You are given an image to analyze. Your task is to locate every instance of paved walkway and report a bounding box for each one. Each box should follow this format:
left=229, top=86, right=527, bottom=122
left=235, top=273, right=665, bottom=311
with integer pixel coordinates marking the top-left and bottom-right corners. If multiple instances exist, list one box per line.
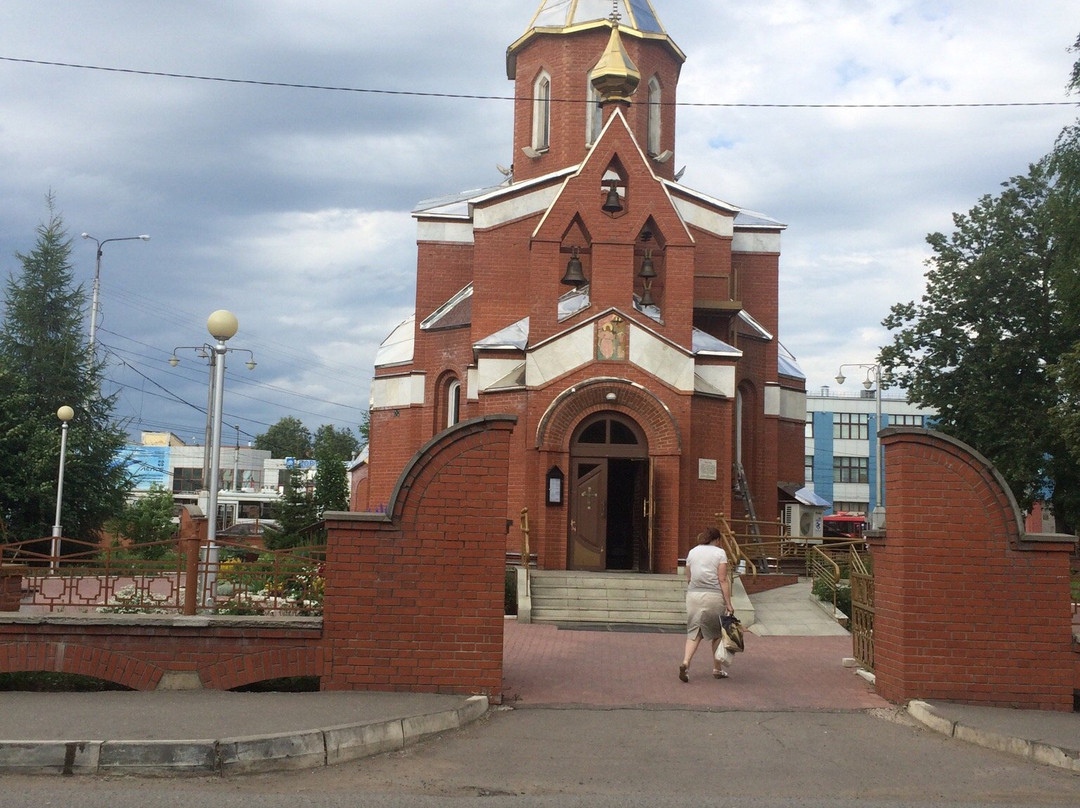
left=0, top=581, right=1076, bottom=775
left=502, top=580, right=881, bottom=710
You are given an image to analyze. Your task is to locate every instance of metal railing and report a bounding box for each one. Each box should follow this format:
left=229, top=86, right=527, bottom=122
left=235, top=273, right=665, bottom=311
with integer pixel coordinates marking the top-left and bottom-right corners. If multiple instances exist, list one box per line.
left=806, top=541, right=863, bottom=626
left=1071, top=552, right=1079, bottom=619
left=0, top=536, right=324, bottom=616
left=849, top=548, right=874, bottom=670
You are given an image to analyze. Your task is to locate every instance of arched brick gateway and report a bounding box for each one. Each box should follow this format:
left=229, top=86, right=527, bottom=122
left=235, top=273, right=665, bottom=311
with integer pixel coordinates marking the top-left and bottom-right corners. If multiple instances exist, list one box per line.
left=872, top=427, right=1079, bottom=711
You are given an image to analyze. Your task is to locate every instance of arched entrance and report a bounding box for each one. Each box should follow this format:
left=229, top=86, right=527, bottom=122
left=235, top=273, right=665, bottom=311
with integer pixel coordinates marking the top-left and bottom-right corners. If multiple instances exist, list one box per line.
left=567, top=412, right=651, bottom=572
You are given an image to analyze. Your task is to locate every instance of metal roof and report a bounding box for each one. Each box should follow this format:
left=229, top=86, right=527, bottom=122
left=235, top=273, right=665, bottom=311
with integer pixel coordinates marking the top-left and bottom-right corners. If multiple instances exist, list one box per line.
left=528, top=0, right=666, bottom=35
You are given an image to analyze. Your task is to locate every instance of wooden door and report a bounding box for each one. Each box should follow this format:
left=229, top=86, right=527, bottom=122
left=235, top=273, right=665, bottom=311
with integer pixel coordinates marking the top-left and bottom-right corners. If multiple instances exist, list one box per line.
left=569, top=461, right=606, bottom=571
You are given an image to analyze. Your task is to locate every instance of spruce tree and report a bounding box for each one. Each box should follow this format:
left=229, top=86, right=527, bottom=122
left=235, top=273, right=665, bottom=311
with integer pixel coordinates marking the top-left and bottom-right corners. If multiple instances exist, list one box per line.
left=0, top=196, right=130, bottom=545
left=263, top=467, right=321, bottom=550
left=312, top=445, right=349, bottom=515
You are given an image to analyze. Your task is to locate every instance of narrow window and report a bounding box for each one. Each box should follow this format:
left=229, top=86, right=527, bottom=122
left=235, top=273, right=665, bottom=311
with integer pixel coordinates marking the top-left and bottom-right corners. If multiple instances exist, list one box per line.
left=647, top=76, right=662, bottom=156
left=533, top=72, right=551, bottom=151
left=586, top=81, right=603, bottom=145
left=447, top=380, right=461, bottom=428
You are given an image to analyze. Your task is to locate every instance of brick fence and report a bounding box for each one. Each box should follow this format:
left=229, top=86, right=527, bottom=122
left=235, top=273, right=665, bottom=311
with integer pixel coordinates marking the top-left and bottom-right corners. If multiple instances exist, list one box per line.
left=872, top=427, right=1079, bottom=711
left=319, top=415, right=514, bottom=696
left=0, top=615, right=322, bottom=690
left=0, top=415, right=516, bottom=696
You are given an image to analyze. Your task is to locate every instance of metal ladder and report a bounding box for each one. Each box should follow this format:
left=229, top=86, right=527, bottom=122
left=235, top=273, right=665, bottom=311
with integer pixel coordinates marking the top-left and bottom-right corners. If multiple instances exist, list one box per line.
left=733, top=461, right=760, bottom=535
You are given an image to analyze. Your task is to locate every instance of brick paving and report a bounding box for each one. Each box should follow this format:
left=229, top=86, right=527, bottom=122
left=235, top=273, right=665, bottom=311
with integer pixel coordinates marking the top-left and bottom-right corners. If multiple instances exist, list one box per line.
left=503, top=583, right=888, bottom=712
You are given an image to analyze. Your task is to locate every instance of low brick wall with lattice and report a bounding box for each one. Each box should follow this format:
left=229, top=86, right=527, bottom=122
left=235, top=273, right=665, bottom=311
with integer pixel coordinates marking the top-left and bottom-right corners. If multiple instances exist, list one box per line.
left=0, top=416, right=516, bottom=696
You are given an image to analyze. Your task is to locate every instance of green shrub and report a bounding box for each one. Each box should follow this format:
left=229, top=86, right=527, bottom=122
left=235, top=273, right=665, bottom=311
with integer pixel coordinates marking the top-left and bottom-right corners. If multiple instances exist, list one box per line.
left=811, top=576, right=851, bottom=617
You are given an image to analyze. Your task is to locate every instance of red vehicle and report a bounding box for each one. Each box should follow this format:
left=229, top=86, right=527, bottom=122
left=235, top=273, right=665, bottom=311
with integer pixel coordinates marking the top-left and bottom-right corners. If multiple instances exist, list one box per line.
left=822, top=512, right=866, bottom=540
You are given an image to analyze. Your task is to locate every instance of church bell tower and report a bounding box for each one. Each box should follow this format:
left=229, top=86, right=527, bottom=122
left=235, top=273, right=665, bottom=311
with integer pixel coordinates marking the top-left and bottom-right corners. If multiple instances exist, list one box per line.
left=506, top=0, right=686, bottom=182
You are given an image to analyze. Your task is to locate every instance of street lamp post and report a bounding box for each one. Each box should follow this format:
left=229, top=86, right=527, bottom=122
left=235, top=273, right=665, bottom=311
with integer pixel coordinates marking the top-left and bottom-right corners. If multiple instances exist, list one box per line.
left=835, top=363, right=885, bottom=530
left=169, top=312, right=256, bottom=605
left=51, top=405, right=74, bottom=574
left=81, top=232, right=150, bottom=352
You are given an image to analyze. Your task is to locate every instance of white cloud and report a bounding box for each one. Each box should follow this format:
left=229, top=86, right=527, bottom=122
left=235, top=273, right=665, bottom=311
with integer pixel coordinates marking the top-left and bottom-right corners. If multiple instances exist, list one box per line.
left=0, top=0, right=1076, bottom=440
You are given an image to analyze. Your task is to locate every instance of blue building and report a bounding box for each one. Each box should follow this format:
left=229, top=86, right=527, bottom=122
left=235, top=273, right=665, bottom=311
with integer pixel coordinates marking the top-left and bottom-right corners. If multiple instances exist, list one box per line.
left=805, top=387, right=936, bottom=519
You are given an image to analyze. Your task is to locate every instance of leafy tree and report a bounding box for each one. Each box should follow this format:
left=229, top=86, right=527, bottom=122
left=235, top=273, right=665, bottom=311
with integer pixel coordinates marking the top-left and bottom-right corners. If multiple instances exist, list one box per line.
left=0, top=197, right=130, bottom=544
left=312, top=445, right=349, bottom=515
left=313, top=424, right=360, bottom=463
left=881, top=53, right=1080, bottom=532
left=1048, top=35, right=1080, bottom=497
left=111, top=486, right=175, bottom=559
left=357, top=409, right=370, bottom=451
left=254, top=416, right=312, bottom=459
left=880, top=163, right=1077, bottom=523
left=263, top=467, right=320, bottom=550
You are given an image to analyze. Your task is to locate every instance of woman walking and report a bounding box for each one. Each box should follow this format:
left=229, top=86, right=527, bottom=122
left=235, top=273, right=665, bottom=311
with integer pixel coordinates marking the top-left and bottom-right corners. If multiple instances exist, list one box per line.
left=679, top=526, right=734, bottom=682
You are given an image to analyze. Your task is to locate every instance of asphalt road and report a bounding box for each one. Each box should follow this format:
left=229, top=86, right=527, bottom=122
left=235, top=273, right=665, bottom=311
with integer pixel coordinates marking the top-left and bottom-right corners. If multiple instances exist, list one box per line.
left=2, top=707, right=1078, bottom=808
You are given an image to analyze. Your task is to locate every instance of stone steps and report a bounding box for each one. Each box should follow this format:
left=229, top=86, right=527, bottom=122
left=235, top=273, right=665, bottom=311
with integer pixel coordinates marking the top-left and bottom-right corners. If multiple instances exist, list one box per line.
left=520, top=570, right=687, bottom=627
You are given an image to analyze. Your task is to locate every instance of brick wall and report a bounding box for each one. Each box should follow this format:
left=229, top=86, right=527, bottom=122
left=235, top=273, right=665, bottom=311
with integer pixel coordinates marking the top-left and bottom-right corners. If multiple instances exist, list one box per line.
left=0, top=618, right=322, bottom=691
left=320, top=415, right=515, bottom=698
left=872, top=428, right=1079, bottom=711
left=509, top=27, right=683, bottom=184
left=0, top=416, right=517, bottom=697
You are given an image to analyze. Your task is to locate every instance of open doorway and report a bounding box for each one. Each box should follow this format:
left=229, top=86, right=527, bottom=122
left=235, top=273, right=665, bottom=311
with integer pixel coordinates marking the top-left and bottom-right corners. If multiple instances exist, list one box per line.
left=567, top=414, right=652, bottom=572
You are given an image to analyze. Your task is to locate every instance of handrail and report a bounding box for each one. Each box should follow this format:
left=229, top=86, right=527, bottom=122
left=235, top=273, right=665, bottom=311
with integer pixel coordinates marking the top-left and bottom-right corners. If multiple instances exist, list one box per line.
left=714, top=512, right=758, bottom=579
left=807, top=545, right=842, bottom=615
left=850, top=546, right=869, bottom=576
left=519, top=508, right=530, bottom=568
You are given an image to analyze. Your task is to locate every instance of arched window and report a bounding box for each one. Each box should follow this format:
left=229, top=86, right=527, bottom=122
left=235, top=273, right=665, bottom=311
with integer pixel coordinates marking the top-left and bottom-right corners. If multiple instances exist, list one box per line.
left=533, top=72, right=551, bottom=152
left=586, top=80, right=603, bottom=145
left=447, top=380, right=461, bottom=428
left=647, top=76, right=662, bottom=156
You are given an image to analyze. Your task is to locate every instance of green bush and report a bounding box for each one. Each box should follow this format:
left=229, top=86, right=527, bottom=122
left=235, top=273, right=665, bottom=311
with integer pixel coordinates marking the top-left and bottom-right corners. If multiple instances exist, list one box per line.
left=811, top=576, right=851, bottom=617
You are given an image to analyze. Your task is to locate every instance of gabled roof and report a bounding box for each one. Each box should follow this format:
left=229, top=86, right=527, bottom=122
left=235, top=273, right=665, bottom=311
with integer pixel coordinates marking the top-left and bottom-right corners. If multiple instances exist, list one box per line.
left=412, top=167, right=578, bottom=220
left=531, top=109, right=694, bottom=244
left=664, top=180, right=786, bottom=230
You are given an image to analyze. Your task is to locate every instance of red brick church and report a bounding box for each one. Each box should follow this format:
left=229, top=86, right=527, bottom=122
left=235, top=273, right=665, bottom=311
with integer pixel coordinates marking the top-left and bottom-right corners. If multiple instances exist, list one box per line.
left=357, top=0, right=806, bottom=574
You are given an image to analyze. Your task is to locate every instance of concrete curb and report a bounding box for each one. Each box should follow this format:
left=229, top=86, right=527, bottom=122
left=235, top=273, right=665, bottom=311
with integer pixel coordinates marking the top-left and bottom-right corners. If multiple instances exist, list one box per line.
left=0, top=695, right=489, bottom=777
left=906, top=700, right=1080, bottom=773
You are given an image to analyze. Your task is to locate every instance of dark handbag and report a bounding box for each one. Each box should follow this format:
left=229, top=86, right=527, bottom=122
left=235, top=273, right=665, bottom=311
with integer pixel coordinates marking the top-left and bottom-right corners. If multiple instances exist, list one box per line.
left=721, top=613, right=744, bottom=651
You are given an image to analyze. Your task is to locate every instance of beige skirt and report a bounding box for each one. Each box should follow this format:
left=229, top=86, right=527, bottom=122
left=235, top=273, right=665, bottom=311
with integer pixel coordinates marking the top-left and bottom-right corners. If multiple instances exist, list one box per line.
left=685, top=590, right=725, bottom=640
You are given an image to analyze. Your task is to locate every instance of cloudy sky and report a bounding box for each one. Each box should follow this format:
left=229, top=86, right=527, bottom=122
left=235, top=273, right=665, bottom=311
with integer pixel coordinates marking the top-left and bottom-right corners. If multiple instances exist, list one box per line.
left=1, top=0, right=1076, bottom=450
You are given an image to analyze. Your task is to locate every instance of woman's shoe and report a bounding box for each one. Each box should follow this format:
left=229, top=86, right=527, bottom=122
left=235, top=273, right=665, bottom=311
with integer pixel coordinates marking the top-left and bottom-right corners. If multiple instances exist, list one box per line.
left=678, top=663, right=689, bottom=683
left=712, top=669, right=729, bottom=679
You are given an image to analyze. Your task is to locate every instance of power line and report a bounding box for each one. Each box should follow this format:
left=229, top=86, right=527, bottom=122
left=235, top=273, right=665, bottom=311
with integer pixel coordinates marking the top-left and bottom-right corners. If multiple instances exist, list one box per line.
left=98, top=328, right=368, bottom=414
left=1, top=55, right=1074, bottom=109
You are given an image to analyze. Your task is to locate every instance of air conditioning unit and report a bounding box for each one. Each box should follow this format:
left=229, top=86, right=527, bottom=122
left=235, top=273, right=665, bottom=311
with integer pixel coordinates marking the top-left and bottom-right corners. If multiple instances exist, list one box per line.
left=783, top=503, right=824, bottom=539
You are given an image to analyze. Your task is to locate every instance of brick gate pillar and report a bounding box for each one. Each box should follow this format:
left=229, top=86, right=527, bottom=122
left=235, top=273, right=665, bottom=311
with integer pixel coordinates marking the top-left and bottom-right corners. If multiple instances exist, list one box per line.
left=320, top=415, right=516, bottom=697
left=872, top=427, right=1078, bottom=711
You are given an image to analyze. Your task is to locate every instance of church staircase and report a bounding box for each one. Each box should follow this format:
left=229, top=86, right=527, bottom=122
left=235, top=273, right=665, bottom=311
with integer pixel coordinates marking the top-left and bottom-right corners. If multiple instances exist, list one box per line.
left=519, top=570, right=687, bottom=627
